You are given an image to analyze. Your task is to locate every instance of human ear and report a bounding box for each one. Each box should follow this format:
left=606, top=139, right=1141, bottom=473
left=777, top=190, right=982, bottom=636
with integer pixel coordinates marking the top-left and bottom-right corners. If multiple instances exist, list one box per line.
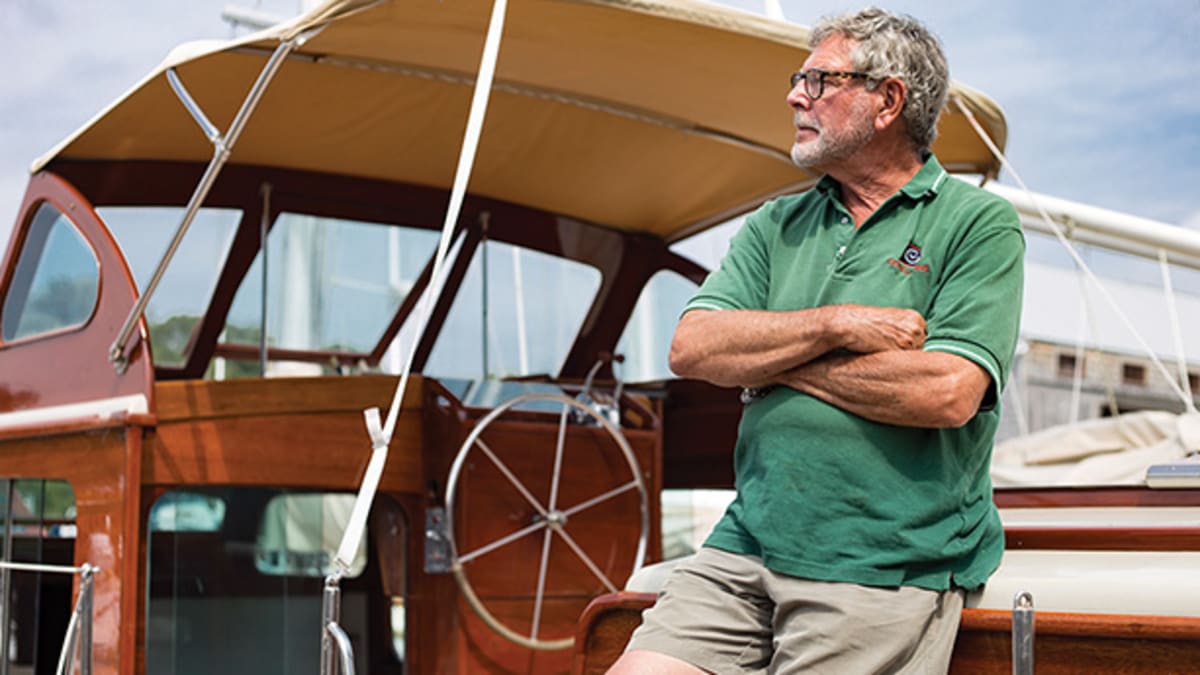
left=875, top=78, right=906, bottom=130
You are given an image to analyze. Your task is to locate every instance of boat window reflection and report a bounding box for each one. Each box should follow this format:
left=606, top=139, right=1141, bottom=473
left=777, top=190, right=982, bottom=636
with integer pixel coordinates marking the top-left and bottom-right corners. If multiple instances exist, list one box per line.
left=0, top=478, right=76, bottom=674
left=255, top=493, right=366, bottom=578
left=424, top=241, right=601, bottom=380
left=1, top=203, right=99, bottom=343
left=146, top=488, right=405, bottom=674
left=99, top=206, right=241, bottom=367
left=616, top=270, right=698, bottom=383
left=224, top=213, right=440, bottom=360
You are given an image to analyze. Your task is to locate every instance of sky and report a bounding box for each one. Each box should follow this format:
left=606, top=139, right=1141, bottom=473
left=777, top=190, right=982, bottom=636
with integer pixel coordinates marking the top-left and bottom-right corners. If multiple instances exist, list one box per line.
left=2, top=0, right=1199, bottom=248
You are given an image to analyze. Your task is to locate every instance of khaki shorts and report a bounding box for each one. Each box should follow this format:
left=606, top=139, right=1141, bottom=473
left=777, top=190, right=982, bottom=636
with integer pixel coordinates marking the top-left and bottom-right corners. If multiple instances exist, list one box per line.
left=626, top=547, right=964, bottom=675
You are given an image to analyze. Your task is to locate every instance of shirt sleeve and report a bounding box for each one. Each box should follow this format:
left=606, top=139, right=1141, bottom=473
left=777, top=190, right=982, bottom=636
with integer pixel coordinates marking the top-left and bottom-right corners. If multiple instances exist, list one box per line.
left=682, top=206, right=773, bottom=314
left=922, top=197, right=1025, bottom=410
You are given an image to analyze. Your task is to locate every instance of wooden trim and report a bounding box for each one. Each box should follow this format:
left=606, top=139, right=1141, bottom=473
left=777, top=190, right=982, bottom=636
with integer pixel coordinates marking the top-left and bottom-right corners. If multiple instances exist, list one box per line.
left=153, top=375, right=422, bottom=422
left=211, top=342, right=367, bottom=365
left=995, top=487, right=1200, bottom=508
left=0, top=413, right=155, bottom=442
left=960, top=608, right=1200, bottom=640
left=1005, top=526, right=1200, bottom=551
left=571, top=592, right=656, bottom=675
left=119, top=426, right=144, bottom=675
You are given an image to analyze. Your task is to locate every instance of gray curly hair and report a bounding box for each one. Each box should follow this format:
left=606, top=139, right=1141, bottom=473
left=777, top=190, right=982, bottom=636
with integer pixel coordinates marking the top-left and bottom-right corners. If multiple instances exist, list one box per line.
left=810, top=7, right=949, bottom=154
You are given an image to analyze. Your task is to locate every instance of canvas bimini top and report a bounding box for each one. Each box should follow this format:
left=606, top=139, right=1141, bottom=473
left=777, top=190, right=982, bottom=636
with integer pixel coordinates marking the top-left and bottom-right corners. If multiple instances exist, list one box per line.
left=31, top=0, right=1007, bottom=242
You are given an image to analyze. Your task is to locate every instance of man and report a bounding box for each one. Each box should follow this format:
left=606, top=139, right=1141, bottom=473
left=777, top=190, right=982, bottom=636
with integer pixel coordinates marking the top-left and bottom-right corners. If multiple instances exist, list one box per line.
left=609, top=8, right=1023, bottom=674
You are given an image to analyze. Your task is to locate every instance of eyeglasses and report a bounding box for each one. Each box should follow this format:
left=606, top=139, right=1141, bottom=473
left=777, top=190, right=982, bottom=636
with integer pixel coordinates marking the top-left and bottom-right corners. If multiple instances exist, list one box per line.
left=788, top=69, right=871, bottom=100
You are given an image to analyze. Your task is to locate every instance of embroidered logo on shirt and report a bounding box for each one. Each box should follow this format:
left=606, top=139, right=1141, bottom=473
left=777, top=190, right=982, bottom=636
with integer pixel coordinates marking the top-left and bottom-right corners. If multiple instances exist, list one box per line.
left=887, top=242, right=930, bottom=275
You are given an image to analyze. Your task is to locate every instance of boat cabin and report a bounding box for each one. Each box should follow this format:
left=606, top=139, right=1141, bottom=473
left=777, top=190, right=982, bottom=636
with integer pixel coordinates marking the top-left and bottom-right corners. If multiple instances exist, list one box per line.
left=0, top=1, right=1197, bottom=674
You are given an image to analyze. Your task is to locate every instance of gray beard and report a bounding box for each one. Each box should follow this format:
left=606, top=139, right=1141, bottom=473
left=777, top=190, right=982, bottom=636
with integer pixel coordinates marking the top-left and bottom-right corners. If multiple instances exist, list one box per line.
left=790, top=112, right=875, bottom=170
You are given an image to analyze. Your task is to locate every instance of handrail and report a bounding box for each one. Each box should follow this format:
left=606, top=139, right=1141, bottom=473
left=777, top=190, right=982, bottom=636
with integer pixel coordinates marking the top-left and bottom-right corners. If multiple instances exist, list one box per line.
left=325, top=622, right=356, bottom=675
left=0, top=562, right=99, bottom=675
left=320, top=573, right=356, bottom=675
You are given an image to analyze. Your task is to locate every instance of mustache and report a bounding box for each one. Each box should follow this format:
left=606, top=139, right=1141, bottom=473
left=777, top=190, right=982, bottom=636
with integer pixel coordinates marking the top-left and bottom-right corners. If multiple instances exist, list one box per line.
left=794, top=115, right=821, bottom=131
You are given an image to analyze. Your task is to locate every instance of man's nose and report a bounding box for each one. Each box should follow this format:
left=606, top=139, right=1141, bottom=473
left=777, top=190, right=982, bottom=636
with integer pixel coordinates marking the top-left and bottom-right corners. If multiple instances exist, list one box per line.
left=787, top=85, right=811, bottom=110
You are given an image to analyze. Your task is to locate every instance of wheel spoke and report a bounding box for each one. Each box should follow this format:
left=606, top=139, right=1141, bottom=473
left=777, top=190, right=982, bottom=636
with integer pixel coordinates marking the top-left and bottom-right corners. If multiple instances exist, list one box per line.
left=547, top=405, right=569, bottom=511
left=475, top=438, right=549, bottom=517
left=458, top=518, right=547, bottom=565
left=561, top=479, right=639, bottom=519
left=530, top=527, right=553, bottom=640
left=552, top=524, right=619, bottom=594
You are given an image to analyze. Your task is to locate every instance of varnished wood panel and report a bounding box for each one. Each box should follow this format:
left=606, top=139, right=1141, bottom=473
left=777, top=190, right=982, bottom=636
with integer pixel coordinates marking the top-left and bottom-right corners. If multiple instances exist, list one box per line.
left=995, top=487, right=1200, bottom=509
left=951, top=629, right=1200, bottom=674
left=454, top=422, right=653, bottom=598
left=145, top=410, right=424, bottom=492
left=0, top=425, right=144, bottom=675
left=154, top=375, right=421, bottom=422
left=454, top=596, right=580, bottom=674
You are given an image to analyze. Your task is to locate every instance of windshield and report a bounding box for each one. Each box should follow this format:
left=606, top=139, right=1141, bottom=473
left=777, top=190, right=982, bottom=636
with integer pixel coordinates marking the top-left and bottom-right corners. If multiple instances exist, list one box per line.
left=223, top=213, right=440, bottom=358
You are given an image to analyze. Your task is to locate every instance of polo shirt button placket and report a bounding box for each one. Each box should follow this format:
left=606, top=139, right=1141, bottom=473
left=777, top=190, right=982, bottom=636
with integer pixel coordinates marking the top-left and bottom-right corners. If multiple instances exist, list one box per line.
left=837, top=215, right=851, bottom=263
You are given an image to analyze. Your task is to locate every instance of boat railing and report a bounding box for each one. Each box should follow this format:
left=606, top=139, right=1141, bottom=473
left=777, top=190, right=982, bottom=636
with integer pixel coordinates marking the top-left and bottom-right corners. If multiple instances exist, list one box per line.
left=0, top=561, right=97, bottom=675
left=321, top=573, right=356, bottom=675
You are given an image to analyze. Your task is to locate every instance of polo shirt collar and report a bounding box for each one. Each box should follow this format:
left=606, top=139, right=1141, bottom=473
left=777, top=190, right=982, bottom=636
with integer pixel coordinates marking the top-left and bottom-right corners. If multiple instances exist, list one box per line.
left=898, top=153, right=949, bottom=200
left=814, top=153, right=950, bottom=202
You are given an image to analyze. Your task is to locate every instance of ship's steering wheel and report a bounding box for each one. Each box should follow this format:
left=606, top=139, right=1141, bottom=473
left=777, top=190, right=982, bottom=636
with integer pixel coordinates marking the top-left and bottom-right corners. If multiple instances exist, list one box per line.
left=443, top=357, right=649, bottom=650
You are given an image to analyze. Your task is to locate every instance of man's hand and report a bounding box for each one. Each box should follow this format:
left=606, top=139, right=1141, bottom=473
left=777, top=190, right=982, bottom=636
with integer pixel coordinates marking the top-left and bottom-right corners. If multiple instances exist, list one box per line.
left=833, top=305, right=926, bottom=353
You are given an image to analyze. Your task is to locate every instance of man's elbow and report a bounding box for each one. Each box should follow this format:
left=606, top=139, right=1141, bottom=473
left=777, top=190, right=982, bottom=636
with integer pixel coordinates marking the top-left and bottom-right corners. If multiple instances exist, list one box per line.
left=667, top=312, right=708, bottom=378
left=933, top=370, right=989, bottom=428
left=668, top=338, right=698, bottom=378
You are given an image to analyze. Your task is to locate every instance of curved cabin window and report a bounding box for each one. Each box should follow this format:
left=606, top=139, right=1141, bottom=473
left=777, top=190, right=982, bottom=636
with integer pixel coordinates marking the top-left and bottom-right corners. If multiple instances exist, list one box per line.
left=0, top=479, right=77, bottom=672
left=424, top=241, right=602, bottom=380
left=1, top=203, right=98, bottom=342
left=146, top=488, right=406, bottom=674
left=615, top=270, right=698, bottom=383
left=221, top=214, right=440, bottom=376
left=99, top=206, right=241, bottom=367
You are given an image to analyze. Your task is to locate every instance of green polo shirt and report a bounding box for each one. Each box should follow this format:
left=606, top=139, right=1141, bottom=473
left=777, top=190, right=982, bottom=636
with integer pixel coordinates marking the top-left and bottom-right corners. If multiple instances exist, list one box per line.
left=686, top=155, right=1024, bottom=591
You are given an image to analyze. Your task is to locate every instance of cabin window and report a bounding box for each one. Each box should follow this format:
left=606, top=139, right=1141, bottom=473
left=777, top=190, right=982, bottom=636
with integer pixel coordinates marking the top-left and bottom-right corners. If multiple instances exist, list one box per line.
left=424, top=241, right=601, bottom=380
left=1, top=203, right=99, bottom=342
left=220, top=214, right=440, bottom=375
left=146, top=488, right=405, bottom=674
left=99, top=206, right=241, bottom=367
left=1189, top=373, right=1199, bottom=395
left=616, top=270, right=698, bottom=383
left=0, top=479, right=77, bottom=673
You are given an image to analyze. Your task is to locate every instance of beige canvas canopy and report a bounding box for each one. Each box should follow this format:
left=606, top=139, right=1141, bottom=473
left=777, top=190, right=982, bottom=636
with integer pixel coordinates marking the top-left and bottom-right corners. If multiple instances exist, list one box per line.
left=34, top=0, right=1007, bottom=241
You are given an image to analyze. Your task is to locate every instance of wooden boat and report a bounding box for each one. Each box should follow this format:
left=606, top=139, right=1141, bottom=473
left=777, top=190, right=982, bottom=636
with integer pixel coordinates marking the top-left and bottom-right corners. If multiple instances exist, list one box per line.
left=0, top=0, right=1195, bottom=673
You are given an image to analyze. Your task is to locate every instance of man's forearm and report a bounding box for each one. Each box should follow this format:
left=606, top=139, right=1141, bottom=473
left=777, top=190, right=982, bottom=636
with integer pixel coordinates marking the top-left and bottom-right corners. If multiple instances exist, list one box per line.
left=669, top=305, right=927, bottom=389
left=668, top=307, right=843, bottom=388
left=776, top=350, right=990, bottom=428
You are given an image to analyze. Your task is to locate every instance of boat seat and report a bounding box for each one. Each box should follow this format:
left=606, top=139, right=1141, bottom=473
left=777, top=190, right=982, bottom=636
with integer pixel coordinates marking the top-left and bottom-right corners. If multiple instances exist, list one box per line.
left=625, top=546, right=1200, bottom=617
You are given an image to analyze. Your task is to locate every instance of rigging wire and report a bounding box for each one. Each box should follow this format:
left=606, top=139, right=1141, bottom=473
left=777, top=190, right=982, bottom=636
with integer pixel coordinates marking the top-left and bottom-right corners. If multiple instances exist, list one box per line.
left=954, top=96, right=1195, bottom=410
left=1159, top=250, right=1198, bottom=413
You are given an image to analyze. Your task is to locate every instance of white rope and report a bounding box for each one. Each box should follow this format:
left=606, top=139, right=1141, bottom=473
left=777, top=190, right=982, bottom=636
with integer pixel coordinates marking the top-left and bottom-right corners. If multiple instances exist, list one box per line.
left=954, top=96, right=1194, bottom=409
left=335, top=0, right=510, bottom=571
left=1159, top=250, right=1197, bottom=413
